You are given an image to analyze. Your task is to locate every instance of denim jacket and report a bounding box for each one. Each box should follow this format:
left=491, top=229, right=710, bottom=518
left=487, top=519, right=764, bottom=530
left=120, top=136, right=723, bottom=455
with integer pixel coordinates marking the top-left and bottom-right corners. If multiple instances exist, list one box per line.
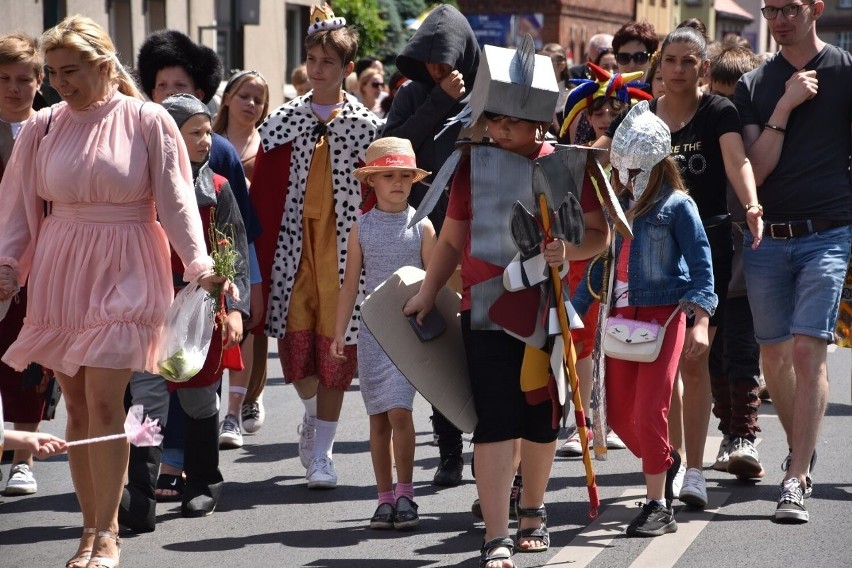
left=573, top=184, right=717, bottom=318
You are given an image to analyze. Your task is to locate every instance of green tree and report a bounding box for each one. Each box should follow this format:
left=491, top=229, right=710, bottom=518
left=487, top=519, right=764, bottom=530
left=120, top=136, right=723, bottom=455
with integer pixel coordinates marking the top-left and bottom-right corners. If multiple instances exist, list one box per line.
left=376, top=0, right=406, bottom=63
left=332, top=0, right=388, bottom=59
left=396, top=0, right=427, bottom=22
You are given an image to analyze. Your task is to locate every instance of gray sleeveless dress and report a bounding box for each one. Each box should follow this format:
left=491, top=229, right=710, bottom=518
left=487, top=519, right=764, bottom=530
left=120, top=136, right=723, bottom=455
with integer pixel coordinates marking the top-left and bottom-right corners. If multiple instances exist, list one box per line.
left=358, top=206, right=424, bottom=415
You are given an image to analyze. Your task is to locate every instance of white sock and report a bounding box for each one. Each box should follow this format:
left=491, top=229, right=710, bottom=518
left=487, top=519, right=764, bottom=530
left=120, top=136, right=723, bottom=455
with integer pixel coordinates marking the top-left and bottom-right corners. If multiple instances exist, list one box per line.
left=313, top=419, right=337, bottom=460
left=645, top=498, right=667, bottom=507
left=302, top=395, right=317, bottom=420
left=229, top=386, right=248, bottom=421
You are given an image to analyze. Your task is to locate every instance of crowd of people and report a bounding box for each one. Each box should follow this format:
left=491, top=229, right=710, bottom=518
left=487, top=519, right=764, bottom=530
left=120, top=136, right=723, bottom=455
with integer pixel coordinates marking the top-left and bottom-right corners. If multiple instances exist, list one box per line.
left=1, top=1, right=850, bottom=567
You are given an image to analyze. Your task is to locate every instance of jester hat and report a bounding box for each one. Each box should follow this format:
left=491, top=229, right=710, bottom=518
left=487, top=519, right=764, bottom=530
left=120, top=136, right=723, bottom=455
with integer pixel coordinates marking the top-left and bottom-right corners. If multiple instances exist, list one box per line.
left=559, top=62, right=652, bottom=138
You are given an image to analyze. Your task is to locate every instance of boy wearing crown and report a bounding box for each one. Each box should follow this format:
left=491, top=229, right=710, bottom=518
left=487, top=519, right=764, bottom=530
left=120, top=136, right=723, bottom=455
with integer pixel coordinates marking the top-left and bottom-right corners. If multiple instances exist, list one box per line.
left=250, top=4, right=379, bottom=488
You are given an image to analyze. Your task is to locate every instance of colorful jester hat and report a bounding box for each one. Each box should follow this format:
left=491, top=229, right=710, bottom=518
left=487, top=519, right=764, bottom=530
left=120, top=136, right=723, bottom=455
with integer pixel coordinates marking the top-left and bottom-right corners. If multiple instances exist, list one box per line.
left=307, top=2, right=346, bottom=36
left=559, top=62, right=652, bottom=138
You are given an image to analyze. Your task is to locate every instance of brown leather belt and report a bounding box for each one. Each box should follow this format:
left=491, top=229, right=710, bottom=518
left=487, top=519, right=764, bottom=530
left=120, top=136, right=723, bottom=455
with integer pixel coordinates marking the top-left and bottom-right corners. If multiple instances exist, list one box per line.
left=767, top=219, right=850, bottom=239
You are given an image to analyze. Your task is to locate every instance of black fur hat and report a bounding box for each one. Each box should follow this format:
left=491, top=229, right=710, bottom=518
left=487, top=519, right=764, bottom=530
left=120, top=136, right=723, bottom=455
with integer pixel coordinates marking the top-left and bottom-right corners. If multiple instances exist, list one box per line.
left=137, top=30, right=223, bottom=103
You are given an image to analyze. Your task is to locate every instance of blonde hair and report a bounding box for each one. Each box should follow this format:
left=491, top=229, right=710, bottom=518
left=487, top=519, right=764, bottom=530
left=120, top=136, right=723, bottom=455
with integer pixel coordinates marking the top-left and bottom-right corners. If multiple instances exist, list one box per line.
left=0, top=32, right=43, bottom=78
left=358, top=69, right=382, bottom=91
left=213, top=71, right=270, bottom=133
left=41, top=15, right=142, bottom=100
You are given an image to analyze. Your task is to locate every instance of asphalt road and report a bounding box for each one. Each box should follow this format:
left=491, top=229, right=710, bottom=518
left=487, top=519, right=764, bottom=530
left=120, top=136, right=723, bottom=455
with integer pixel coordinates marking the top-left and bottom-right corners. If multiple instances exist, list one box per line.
left=2, top=341, right=851, bottom=567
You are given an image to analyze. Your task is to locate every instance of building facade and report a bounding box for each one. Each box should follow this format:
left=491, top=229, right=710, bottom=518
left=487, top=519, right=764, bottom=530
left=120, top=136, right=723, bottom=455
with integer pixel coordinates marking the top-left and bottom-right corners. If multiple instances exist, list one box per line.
left=458, top=0, right=634, bottom=65
left=0, top=0, right=314, bottom=106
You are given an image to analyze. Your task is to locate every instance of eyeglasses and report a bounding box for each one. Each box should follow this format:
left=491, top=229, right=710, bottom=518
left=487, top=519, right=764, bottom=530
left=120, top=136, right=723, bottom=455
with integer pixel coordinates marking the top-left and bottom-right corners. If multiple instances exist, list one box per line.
left=760, top=2, right=813, bottom=20
left=615, top=51, right=651, bottom=66
left=371, top=81, right=384, bottom=88
left=483, top=111, right=536, bottom=124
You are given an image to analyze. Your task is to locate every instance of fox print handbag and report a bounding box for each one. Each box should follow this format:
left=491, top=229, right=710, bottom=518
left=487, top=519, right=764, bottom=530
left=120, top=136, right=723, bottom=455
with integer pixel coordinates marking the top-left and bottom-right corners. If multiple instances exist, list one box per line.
left=602, top=308, right=680, bottom=363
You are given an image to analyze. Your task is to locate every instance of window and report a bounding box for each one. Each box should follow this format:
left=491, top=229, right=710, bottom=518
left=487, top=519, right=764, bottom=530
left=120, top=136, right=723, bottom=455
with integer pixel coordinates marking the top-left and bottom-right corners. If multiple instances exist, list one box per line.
left=840, top=0, right=852, bottom=9
left=43, top=0, right=66, bottom=29
left=145, top=0, right=166, bottom=34
left=108, top=0, right=134, bottom=67
left=286, top=5, right=308, bottom=77
left=838, top=31, right=852, bottom=51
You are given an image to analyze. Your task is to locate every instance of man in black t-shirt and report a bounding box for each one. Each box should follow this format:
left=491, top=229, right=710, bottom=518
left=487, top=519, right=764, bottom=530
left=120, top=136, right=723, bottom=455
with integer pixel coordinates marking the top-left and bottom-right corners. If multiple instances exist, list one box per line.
left=734, top=0, right=852, bottom=525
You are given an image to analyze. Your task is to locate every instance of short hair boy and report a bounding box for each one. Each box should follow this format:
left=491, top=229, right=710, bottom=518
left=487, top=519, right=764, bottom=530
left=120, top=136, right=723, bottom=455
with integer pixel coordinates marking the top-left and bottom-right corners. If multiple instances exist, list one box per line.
left=250, top=4, right=379, bottom=488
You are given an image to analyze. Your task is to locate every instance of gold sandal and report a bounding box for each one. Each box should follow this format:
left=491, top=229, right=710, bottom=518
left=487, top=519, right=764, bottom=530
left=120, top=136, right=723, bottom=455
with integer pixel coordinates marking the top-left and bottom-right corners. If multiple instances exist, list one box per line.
left=65, top=527, right=96, bottom=568
left=86, top=530, right=122, bottom=568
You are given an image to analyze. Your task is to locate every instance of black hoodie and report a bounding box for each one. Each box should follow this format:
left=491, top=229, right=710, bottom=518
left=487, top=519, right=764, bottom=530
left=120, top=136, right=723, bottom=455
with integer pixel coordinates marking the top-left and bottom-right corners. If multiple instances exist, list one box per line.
left=383, top=5, right=480, bottom=232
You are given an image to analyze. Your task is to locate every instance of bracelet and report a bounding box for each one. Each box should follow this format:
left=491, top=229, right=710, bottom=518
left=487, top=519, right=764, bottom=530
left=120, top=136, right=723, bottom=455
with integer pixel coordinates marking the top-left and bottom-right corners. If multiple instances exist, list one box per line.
left=764, top=123, right=786, bottom=134
left=746, top=203, right=763, bottom=212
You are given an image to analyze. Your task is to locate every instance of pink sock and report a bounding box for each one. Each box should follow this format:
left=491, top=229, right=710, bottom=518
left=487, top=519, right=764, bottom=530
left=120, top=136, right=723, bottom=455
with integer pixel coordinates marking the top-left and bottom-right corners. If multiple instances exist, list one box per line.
left=378, top=491, right=395, bottom=506
left=395, top=482, right=414, bottom=501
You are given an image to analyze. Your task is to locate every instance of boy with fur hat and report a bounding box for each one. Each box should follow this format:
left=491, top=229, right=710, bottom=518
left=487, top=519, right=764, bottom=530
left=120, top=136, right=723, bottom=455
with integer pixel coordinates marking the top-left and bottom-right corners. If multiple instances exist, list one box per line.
left=382, top=2, right=480, bottom=487
left=250, top=3, right=379, bottom=489
left=330, top=136, right=435, bottom=530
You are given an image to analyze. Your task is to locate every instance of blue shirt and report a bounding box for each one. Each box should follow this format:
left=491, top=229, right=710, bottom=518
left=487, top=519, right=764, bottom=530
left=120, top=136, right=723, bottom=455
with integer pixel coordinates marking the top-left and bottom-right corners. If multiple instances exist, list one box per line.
left=574, top=185, right=717, bottom=318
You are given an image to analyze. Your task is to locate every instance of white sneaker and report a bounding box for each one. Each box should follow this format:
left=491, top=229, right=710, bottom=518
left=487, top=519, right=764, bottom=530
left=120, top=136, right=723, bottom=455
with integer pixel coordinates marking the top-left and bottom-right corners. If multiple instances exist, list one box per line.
left=218, top=414, right=243, bottom=449
left=712, top=434, right=732, bottom=472
left=306, top=456, right=337, bottom=489
left=605, top=428, right=627, bottom=449
left=557, top=428, right=591, bottom=457
left=242, top=398, right=265, bottom=434
left=4, top=463, right=37, bottom=495
left=679, top=467, right=708, bottom=508
left=671, top=464, right=687, bottom=499
left=297, top=414, right=316, bottom=468
left=727, top=436, right=764, bottom=479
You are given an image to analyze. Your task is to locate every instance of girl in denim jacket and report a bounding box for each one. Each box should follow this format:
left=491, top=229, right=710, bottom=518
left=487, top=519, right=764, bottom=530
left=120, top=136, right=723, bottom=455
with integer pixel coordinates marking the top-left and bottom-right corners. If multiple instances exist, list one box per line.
left=605, top=101, right=717, bottom=537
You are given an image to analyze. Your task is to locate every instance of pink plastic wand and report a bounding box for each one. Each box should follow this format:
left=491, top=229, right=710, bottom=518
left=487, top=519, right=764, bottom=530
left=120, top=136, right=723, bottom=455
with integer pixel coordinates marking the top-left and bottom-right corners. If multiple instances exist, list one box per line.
left=66, top=405, right=163, bottom=447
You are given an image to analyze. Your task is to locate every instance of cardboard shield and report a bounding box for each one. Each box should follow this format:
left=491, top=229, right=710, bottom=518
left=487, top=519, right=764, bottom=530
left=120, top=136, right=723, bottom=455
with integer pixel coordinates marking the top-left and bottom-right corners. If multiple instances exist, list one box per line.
left=360, top=266, right=477, bottom=433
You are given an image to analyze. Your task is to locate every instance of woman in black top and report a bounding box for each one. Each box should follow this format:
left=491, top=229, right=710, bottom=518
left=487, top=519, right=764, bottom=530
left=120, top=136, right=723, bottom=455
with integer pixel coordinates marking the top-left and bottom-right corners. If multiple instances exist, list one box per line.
left=596, top=26, right=763, bottom=509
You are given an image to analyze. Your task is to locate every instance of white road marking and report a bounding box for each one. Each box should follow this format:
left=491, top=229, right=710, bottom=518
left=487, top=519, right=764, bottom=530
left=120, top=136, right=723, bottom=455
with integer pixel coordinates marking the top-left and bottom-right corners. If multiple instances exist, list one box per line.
left=544, top=488, right=644, bottom=567
left=628, top=491, right=730, bottom=568
left=545, top=437, right=760, bottom=567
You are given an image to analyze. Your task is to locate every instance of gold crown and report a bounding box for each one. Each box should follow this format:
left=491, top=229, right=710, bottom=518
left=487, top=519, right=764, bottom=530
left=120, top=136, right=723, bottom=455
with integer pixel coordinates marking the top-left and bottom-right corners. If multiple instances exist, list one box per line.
left=307, top=3, right=346, bottom=35
left=310, top=3, right=335, bottom=24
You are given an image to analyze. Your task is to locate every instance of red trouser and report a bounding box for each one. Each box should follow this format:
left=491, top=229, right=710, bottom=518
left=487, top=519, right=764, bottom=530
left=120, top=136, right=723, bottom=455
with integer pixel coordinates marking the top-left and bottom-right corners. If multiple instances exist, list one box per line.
left=605, top=305, right=685, bottom=475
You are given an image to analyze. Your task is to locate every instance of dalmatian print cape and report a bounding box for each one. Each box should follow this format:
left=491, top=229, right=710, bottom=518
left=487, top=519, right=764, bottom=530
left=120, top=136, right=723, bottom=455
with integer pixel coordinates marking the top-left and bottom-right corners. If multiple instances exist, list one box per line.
left=258, top=92, right=379, bottom=343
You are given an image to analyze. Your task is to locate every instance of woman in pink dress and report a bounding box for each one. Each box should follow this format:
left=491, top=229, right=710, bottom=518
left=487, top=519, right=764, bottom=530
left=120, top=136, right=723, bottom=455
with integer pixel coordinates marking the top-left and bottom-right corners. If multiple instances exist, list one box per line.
left=0, top=16, right=234, bottom=568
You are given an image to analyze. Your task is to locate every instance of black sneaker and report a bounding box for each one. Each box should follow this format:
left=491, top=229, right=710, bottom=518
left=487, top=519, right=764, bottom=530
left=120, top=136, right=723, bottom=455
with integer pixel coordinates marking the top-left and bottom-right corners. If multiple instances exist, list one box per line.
left=775, top=478, right=808, bottom=523
left=781, top=449, right=816, bottom=498
left=369, top=503, right=395, bottom=530
left=393, top=496, right=419, bottom=530
left=626, top=501, right=677, bottom=537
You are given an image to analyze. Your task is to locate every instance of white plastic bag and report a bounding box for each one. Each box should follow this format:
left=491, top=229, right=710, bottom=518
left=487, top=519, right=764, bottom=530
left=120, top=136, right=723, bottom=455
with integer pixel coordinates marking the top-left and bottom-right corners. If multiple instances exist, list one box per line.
left=157, top=283, right=214, bottom=383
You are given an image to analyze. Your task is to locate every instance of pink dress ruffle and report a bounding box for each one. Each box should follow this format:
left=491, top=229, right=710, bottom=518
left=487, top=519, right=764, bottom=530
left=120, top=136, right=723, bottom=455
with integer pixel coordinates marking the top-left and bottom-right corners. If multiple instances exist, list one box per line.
left=0, top=88, right=212, bottom=376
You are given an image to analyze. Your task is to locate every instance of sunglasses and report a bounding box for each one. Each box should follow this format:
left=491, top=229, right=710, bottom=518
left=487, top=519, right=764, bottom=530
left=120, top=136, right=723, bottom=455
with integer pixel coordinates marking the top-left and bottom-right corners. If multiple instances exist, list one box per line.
left=371, top=81, right=384, bottom=88
left=615, top=51, right=651, bottom=66
left=760, top=2, right=813, bottom=20
left=483, top=111, right=537, bottom=124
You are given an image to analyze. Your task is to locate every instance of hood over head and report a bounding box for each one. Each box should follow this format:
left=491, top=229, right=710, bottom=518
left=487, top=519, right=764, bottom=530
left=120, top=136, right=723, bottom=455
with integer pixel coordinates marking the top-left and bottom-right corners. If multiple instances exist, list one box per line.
left=396, top=5, right=480, bottom=87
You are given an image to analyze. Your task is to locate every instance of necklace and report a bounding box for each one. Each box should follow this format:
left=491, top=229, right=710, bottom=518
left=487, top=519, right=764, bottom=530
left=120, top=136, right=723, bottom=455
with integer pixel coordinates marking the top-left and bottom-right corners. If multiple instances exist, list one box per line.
left=225, top=129, right=259, bottom=163
left=659, top=95, right=699, bottom=131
